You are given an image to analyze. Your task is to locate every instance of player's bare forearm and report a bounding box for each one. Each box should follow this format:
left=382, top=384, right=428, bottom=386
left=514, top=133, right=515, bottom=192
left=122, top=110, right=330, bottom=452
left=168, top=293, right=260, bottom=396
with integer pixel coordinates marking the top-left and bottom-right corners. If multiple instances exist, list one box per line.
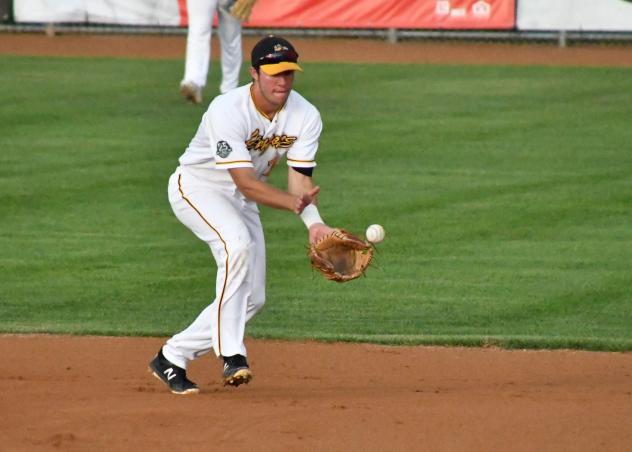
left=229, top=167, right=315, bottom=213
left=288, top=167, right=319, bottom=204
left=288, top=167, right=332, bottom=242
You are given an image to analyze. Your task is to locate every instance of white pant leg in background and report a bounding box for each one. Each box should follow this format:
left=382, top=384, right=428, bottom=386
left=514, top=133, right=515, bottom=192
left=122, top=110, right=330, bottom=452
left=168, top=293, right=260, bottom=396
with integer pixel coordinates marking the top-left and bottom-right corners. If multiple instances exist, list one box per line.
left=183, top=0, right=242, bottom=93
left=162, top=167, right=266, bottom=369
left=217, top=5, right=243, bottom=93
left=183, top=0, right=217, bottom=88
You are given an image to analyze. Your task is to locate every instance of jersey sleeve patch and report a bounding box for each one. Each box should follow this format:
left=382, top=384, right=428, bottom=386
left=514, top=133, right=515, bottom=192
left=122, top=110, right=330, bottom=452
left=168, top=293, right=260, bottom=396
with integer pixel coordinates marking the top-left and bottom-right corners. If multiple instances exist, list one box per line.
left=216, top=141, right=233, bottom=158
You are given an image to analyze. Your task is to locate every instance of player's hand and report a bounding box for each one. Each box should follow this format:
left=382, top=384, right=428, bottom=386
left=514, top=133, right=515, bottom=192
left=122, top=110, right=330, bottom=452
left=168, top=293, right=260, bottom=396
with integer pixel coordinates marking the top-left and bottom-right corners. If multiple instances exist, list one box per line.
left=308, top=223, right=334, bottom=245
left=294, top=186, right=320, bottom=214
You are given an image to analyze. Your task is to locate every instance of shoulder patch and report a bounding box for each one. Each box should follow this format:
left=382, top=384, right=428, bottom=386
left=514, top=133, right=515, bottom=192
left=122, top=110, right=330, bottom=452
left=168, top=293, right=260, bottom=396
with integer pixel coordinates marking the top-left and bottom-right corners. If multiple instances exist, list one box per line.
left=216, top=141, right=232, bottom=158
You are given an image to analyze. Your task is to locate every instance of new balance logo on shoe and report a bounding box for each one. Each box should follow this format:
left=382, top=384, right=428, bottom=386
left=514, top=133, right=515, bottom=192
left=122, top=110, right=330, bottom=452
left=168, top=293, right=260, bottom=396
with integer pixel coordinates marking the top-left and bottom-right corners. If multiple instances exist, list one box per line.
left=163, top=368, right=176, bottom=381
left=149, top=349, right=199, bottom=395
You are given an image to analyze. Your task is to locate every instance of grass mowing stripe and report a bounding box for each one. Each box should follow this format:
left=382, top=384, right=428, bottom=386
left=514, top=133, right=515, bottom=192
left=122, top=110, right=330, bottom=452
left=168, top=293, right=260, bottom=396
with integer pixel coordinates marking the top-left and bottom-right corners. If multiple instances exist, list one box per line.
left=0, top=55, right=631, bottom=350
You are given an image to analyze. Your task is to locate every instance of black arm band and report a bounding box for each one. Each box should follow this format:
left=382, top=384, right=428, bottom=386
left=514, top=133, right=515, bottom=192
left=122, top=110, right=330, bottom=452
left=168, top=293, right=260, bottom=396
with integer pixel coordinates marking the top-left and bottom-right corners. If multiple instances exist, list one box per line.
left=291, top=166, right=314, bottom=177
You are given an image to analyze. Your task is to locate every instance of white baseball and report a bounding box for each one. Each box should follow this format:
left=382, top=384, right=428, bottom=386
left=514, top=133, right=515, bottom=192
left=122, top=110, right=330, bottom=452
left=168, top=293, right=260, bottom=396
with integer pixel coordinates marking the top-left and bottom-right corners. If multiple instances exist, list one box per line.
left=365, top=224, right=385, bottom=243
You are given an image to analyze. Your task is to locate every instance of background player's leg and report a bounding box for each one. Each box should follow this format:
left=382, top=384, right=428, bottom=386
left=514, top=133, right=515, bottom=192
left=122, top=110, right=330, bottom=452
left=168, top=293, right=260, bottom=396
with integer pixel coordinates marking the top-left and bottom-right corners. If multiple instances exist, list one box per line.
left=182, top=0, right=217, bottom=89
left=217, top=6, right=242, bottom=94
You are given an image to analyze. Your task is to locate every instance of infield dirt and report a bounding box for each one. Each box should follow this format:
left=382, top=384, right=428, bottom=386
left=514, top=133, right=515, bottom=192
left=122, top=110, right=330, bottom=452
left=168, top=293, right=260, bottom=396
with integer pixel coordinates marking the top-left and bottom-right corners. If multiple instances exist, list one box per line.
left=1, top=33, right=631, bottom=452
left=2, top=33, right=632, bottom=66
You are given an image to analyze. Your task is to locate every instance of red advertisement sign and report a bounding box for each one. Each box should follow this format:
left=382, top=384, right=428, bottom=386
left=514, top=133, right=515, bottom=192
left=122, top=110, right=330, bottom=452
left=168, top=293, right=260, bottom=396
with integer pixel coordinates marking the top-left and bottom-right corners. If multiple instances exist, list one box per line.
left=241, top=0, right=516, bottom=30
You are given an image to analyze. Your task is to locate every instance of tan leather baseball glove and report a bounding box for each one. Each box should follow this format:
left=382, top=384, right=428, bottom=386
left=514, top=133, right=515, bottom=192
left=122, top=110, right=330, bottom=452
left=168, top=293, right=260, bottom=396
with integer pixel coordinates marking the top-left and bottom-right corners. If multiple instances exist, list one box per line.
left=225, top=0, right=257, bottom=22
left=309, top=229, right=374, bottom=282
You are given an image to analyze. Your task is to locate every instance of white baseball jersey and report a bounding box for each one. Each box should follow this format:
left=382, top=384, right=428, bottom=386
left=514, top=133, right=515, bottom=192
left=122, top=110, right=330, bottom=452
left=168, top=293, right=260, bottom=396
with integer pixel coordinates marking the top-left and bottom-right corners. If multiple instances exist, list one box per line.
left=162, top=83, right=323, bottom=366
left=178, top=83, right=322, bottom=183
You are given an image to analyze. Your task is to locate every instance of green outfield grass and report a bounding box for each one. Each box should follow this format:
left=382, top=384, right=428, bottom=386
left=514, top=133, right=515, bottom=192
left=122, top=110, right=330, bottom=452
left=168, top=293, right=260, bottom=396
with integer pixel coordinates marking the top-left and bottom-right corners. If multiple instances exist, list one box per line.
left=1, top=55, right=631, bottom=351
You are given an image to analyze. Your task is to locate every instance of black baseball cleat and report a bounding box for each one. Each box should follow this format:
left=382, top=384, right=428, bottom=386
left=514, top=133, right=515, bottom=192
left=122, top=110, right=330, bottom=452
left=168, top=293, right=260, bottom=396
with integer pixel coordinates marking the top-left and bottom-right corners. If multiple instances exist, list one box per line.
left=222, top=354, right=253, bottom=387
left=149, top=349, right=199, bottom=395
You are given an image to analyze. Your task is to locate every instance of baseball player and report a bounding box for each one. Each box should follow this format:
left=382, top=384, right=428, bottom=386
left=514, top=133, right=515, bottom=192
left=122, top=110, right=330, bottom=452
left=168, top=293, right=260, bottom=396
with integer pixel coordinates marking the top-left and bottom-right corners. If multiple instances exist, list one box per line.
left=150, top=35, right=335, bottom=394
left=180, top=0, right=243, bottom=104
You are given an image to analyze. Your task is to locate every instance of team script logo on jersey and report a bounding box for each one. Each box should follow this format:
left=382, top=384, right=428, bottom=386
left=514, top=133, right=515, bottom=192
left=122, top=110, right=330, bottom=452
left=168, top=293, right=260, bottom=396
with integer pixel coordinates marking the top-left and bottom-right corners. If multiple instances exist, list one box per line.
left=216, top=141, right=232, bottom=158
left=245, top=129, right=297, bottom=153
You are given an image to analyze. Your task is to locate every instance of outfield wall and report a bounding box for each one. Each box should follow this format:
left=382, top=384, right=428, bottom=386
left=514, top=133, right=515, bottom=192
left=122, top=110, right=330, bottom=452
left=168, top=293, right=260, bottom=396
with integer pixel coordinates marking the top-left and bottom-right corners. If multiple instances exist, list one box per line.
left=8, top=0, right=632, bottom=32
left=12, top=0, right=516, bottom=29
left=518, top=0, right=632, bottom=32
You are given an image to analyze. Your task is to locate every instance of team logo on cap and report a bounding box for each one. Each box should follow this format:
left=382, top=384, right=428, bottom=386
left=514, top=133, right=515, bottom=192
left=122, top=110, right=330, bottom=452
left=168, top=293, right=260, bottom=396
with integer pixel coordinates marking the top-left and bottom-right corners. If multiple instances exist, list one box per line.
left=216, top=141, right=232, bottom=158
left=273, top=44, right=289, bottom=52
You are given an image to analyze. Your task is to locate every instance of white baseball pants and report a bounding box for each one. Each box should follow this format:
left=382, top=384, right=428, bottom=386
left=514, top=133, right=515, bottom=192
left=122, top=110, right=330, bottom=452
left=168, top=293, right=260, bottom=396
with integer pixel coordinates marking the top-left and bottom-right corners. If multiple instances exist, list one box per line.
left=162, top=166, right=266, bottom=369
left=183, top=0, right=243, bottom=93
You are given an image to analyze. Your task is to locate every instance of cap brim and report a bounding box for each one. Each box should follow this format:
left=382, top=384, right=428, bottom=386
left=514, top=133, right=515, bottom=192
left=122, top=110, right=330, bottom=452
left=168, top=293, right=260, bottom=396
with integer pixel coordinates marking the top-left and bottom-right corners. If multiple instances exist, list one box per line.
left=259, top=62, right=303, bottom=75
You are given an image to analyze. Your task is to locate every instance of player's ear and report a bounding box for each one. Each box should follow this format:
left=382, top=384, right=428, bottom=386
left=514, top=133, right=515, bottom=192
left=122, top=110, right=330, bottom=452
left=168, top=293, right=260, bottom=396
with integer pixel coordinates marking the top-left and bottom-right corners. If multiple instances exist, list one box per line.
left=249, top=66, right=259, bottom=81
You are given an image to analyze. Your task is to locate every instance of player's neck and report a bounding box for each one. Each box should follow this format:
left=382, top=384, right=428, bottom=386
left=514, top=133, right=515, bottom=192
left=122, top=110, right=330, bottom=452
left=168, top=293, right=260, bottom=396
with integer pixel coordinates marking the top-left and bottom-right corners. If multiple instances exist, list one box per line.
left=250, top=84, right=282, bottom=121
